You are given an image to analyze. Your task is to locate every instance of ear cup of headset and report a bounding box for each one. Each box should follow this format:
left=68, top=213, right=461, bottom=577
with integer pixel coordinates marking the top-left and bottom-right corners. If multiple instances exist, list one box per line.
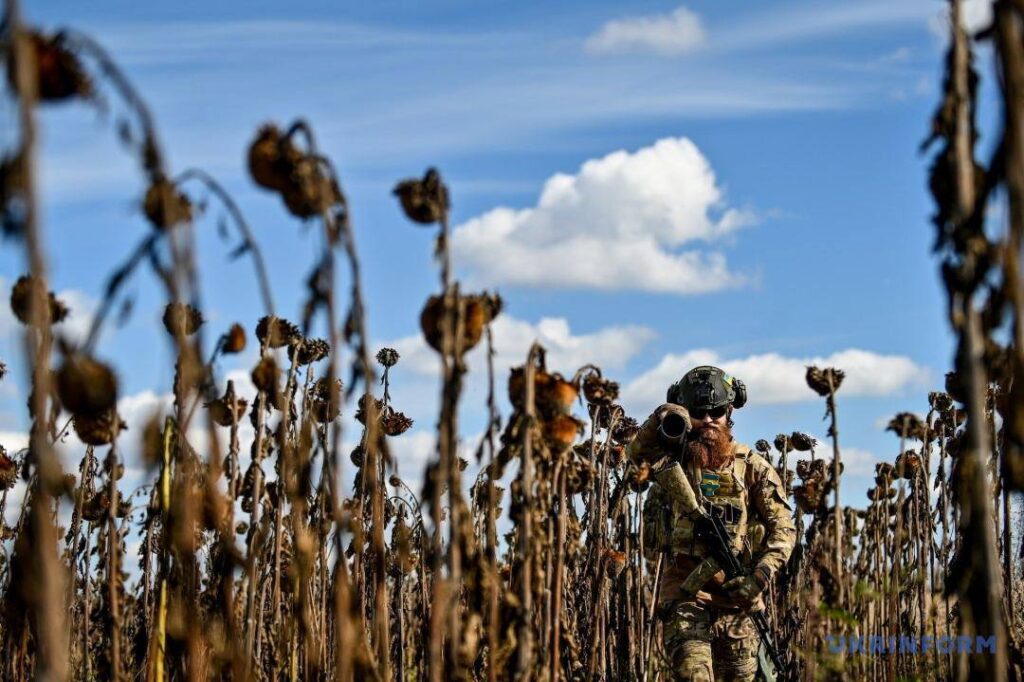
left=731, top=378, right=748, bottom=409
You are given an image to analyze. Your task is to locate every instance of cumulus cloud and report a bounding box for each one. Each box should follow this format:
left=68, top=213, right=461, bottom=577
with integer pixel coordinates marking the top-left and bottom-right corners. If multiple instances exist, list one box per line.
left=621, top=348, right=930, bottom=410
left=450, top=138, right=755, bottom=295
left=788, top=440, right=881, bottom=478
left=929, top=0, right=992, bottom=38
left=585, top=6, right=707, bottom=56
left=388, top=313, right=656, bottom=381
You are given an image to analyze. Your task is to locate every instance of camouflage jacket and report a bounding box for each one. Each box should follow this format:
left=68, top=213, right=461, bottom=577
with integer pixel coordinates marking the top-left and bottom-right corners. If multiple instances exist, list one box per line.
left=637, top=439, right=796, bottom=607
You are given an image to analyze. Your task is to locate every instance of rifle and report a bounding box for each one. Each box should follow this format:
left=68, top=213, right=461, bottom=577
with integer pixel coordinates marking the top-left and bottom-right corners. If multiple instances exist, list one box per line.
left=653, top=463, right=787, bottom=680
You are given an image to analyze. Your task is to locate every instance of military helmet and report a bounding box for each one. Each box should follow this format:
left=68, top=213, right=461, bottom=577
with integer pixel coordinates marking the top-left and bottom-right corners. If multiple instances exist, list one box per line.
left=667, top=365, right=747, bottom=411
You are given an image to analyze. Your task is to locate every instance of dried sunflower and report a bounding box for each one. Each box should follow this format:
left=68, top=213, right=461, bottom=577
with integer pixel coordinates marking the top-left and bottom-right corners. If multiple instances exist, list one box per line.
left=10, top=275, right=68, bottom=325
left=393, top=168, right=450, bottom=225
left=282, top=157, right=343, bottom=219
left=250, top=356, right=281, bottom=407
left=221, top=323, right=247, bottom=354
left=312, top=378, right=342, bottom=424
left=796, top=458, right=827, bottom=482
left=543, top=414, right=584, bottom=452
left=6, top=31, right=92, bottom=102
left=0, top=446, right=18, bottom=491
left=944, top=371, right=966, bottom=404
left=928, top=391, right=954, bottom=413
left=627, top=461, right=652, bottom=493
left=507, top=366, right=578, bottom=418
left=247, top=125, right=295, bottom=192
left=612, top=416, right=640, bottom=445
left=73, top=409, right=126, bottom=446
left=382, top=409, right=414, bottom=437
left=419, top=292, right=501, bottom=355
left=773, top=434, right=789, bottom=452
left=376, top=347, right=400, bottom=368
left=582, top=371, right=619, bottom=406
left=886, top=412, right=927, bottom=440
left=204, top=391, right=248, bottom=428
left=57, top=354, right=117, bottom=417
left=82, top=492, right=111, bottom=522
left=354, top=393, right=384, bottom=425
left=255, top=315, right=300, bottom=349
left=895, top=450, right=922, bottom=479
left=793, top=482, right=823, bottom=513
left=288, top=337, right=330, bottom=366
left=162, top=302, right=204, bottom=337
left=143, top=176, right=192, bottom=230
left=805, top=366, right=845, bottom=396
left=789, top=432, right=817, bottom=452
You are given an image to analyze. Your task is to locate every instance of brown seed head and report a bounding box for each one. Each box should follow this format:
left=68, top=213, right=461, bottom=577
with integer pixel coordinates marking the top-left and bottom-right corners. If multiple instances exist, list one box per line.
left=73, top=409, right=126, bottom=446
left=382, top=409, right=414, bottom=437
left=288, top=337, right=330, bottom=366
left=255, top=315, right=300, bottom=349
left=162, top=302, right=204, bottom=337
left=6, top=32, right=92, bottom=102
left=205, top=392, right=248, bottom=428
left=282, top=157, right=343, bottom=219
left=789, top=432, right=817, bottom=452
left=886, top=412, right=927, bottom=440
left=393, top=167, right=450, bottom=225
left=612, top=416, right=640, bottom=445
left=10, top=275, right=68, bottom=326
left=247, top=124, right=291, bottom=192
left=250, top=356, right=281, bottom=406
left=143, top=176, right=193, bottom=230
left=221, top=323, right=247, bottom=354
left=376, top=347, right=400, bottom=368
left=806, top=366, right=845, bottom=396
left=57, top=354, right=117, bottom=417
left=419, top=292, right=500, bottom=355
left=582, top=370, right=619, bottom=406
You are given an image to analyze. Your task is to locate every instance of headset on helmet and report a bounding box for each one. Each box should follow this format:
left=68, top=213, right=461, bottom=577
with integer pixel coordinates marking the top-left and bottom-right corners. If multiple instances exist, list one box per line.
left=667, top=365, right=747, bottom=410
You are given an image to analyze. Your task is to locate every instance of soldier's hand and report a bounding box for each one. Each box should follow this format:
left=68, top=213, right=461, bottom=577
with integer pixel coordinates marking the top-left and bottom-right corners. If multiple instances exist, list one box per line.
left=723, top=569, right=770, bottom=607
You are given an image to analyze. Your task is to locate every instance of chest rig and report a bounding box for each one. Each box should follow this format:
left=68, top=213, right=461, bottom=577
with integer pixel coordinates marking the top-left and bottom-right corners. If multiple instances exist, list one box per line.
left=669, top=446, right=751, bottom=556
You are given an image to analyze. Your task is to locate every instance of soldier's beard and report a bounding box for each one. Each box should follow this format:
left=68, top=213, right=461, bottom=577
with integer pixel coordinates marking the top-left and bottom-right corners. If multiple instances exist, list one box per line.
left=687, top=423, right=734, bottom=470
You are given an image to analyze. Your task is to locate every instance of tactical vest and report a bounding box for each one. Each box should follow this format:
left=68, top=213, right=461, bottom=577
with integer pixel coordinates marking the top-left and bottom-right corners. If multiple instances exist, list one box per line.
left=643, top=443, right=768, bottom=565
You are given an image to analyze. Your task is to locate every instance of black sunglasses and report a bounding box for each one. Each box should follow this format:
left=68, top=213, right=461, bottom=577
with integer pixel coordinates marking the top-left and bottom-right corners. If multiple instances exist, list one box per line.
left=689, top=405, right=728, bottom=421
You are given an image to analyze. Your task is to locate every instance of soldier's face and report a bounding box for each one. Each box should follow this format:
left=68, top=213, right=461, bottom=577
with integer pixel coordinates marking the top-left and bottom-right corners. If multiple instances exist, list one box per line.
left=693, top=406, right=730, bottom=433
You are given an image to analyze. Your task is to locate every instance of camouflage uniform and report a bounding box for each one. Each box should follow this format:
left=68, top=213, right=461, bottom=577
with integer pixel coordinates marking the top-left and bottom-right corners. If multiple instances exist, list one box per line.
left=633, top=429, right=796, bottom=682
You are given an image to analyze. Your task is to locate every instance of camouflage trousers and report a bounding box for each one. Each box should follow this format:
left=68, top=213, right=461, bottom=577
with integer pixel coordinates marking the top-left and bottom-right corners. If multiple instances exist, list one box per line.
left=662, top=600, right=759, bottom=682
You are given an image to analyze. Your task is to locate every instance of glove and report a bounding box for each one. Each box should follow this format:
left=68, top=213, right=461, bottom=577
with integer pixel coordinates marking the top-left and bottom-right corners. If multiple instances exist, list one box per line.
left=722, top=567, right=771, bottom=607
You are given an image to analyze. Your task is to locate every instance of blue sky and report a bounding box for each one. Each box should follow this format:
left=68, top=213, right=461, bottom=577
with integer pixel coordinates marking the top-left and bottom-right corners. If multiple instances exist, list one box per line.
left=0, top=0, right=1001, bottom=511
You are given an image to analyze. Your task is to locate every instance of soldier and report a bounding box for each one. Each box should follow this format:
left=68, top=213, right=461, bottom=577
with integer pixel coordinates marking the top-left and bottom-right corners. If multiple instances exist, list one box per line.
left=627, top=366, right=796, bottom=682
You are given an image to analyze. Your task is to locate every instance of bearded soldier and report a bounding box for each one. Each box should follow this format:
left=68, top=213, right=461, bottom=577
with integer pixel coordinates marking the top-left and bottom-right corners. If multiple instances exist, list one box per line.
left=627, top=366, right=796, bottom=682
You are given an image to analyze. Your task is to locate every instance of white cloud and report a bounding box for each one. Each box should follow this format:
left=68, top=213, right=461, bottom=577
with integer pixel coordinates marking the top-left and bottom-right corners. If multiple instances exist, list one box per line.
left=388, top=313, right=656, bottom=381
left=585, top=6, right=707, bottom=56
left=929, top=0, right=993, bottom=38
left=622, top=348, right=930, bottom=410
left=789, top=440, right=881, bottom=478
left=451, top=138, right=755, bottom=295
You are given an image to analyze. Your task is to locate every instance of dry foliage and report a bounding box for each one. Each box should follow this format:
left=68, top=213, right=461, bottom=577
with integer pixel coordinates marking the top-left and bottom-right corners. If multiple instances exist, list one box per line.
left=0, top=1, right=1023, bottom=680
